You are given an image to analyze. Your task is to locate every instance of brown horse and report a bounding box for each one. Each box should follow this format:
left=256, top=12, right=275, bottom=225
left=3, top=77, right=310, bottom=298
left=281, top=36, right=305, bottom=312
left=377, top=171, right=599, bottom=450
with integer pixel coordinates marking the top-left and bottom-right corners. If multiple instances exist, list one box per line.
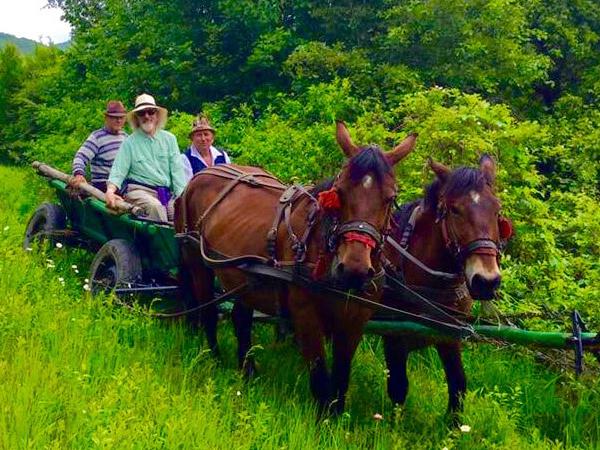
left=383, top=155, right=511, bottom=415
left=175, top=122, right=417, bottom=416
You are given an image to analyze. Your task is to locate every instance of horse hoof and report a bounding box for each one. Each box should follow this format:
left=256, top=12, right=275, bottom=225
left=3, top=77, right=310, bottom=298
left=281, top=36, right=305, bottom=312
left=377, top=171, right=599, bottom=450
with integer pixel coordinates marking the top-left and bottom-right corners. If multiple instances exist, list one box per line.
left=445, top=410, right=462, bottom=428
left=242, top=360, right=257, bottom=380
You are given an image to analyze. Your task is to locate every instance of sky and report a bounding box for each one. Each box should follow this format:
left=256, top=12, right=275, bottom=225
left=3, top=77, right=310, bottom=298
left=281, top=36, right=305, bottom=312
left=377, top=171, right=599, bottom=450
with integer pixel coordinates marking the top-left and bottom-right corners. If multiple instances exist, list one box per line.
left=0, top=0, right=71, bottom=44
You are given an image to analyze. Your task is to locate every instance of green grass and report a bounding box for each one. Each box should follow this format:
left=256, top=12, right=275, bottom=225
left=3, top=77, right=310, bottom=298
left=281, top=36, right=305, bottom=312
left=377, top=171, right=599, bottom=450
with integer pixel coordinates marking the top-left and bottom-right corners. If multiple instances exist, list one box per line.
left=1, top=164, right=599, bottom=449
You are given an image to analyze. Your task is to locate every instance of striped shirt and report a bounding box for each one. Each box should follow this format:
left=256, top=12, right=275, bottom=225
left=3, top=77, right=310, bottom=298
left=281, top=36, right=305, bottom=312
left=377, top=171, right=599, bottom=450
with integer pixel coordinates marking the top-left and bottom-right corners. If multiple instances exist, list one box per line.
left=72, top=127, right=128, bottom=183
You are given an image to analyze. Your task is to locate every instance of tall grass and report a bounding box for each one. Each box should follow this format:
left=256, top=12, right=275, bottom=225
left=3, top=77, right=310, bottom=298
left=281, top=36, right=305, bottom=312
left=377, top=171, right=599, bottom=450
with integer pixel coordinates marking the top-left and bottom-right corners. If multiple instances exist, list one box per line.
left=0, top=164, right=599, bottom=449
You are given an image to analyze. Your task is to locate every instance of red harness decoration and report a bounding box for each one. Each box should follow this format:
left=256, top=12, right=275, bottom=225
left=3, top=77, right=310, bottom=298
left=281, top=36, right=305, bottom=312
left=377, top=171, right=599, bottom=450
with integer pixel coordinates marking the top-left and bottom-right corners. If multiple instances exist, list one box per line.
left=317, top=188, right=341, bottom=210
left=498, top=216, right=514, bottom=240
left=312, top=252, right=332, bottom=280
left=344, top=231, right=377, bottom=249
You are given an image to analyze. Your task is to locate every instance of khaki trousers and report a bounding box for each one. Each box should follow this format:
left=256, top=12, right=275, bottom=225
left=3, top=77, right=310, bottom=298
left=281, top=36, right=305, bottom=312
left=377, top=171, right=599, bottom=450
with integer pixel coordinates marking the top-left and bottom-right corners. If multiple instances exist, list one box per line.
left=125, top=185, right=174, bottom=222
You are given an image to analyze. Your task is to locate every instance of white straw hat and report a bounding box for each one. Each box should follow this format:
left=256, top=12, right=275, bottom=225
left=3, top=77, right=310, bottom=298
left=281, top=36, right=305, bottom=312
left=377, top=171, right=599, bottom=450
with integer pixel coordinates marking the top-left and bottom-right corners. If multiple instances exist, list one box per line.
left=127, top=93, right=168, bottom=130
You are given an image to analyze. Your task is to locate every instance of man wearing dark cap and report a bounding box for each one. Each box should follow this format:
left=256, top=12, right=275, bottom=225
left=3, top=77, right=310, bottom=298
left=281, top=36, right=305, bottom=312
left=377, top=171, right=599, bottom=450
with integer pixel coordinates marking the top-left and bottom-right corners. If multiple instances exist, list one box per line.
left=70, top=100, right=128, bottom=192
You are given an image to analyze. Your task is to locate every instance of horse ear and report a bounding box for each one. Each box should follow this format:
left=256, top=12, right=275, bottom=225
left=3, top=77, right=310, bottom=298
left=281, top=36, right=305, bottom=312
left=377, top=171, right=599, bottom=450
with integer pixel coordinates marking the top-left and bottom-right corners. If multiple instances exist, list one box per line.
left=385, top=133, right=418, bottom=166
left=479, top=153, right=496, bottom=184
left=335, top=121, right=359, bottom=158
left=428, top=158, right=450, bottom=181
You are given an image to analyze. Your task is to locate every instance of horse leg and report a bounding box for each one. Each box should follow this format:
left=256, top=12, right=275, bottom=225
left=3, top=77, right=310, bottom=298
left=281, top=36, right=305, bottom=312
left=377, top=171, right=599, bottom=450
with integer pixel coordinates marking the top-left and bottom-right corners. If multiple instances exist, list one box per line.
left=330, top=330, right=362, bottom=416
left=295, top=323, right=330, bottom=415
left=196, top=266, right=219, bottom=357
left=383, top=336, right=410, bottom=406
left=179, top=247, right=220, bottom=357
left=436, top=342, right=467, bottom=415
left=275, top=286, right=292, bottom=343
left=232, top=300, right=256, bottom=379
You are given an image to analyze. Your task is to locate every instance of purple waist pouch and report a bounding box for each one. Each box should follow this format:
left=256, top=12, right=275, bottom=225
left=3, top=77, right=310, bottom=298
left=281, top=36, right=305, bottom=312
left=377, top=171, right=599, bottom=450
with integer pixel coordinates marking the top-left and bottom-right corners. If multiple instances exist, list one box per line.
left=156, top=187, right=172, bottom=206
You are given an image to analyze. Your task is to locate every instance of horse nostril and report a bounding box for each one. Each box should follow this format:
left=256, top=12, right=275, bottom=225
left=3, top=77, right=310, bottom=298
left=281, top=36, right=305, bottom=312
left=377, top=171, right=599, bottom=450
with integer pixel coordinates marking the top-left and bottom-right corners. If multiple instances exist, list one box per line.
left=471, top=273, right=501, bottom=298
left=335, top=262, right=345, bottom=277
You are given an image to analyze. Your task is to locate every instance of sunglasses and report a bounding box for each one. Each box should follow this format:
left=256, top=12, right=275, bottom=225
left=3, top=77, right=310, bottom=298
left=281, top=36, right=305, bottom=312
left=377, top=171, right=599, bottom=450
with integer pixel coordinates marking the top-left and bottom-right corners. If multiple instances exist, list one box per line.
left=135, top=109, right=157, bottom=117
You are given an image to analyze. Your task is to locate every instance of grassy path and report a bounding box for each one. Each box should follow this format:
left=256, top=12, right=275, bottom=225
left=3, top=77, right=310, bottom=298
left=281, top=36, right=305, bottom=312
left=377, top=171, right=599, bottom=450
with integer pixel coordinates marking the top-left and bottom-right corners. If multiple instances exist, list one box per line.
left=0, top=165, right=598, bottom=449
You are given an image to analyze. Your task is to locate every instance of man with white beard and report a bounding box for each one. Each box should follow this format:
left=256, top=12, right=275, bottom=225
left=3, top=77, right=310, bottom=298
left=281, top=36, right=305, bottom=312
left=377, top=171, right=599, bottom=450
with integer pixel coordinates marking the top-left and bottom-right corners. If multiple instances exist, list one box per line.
left=105, top=93, right=186, bottom=222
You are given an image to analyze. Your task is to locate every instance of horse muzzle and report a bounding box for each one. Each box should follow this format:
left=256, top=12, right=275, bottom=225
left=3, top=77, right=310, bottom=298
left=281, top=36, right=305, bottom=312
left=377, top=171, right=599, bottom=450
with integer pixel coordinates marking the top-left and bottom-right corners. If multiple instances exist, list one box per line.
left=464, top=253, right=502, bottom=300
left=331, top=254, right=376, bottom=292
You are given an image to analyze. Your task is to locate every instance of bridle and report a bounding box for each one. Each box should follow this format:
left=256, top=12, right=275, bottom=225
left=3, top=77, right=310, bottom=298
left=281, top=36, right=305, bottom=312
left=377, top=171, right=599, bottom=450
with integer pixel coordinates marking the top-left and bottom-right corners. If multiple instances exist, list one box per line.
left=318, top=175, right=396, bottom=257
left=436, top=193, right=513, bottom=267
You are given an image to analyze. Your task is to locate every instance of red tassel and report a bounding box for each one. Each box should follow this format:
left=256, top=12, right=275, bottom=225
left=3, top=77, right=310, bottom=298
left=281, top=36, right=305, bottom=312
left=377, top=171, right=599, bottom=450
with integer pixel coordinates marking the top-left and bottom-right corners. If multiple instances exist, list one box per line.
left=317, top=188, right=341, bottom=210
left=498, top=216, right=514, bottom=240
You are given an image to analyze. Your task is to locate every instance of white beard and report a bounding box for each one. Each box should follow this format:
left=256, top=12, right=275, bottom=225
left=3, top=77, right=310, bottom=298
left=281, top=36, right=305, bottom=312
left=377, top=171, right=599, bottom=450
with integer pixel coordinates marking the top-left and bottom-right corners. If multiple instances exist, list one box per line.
left=141, top=121, right=156, bottom=134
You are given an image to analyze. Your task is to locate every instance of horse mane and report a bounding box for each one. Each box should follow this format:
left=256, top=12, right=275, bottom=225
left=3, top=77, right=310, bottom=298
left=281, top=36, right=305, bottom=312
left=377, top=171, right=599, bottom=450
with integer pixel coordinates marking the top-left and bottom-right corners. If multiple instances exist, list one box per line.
left=423, top=167, right=488, bottom=211
left=348, top=146, right=392, bottom=183
left=310, top=177, right=335, bottom=197
left=310, top=146, right=392, bottom=197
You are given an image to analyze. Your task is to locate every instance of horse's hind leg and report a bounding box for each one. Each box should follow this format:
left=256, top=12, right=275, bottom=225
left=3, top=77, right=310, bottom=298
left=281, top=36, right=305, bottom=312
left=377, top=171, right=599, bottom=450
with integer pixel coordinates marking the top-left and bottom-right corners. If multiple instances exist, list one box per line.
left=232, top=300, right=256, bottom=379
left=436, top=342, right=467, bottom=414
left=384, top=336, right=410, bottom=406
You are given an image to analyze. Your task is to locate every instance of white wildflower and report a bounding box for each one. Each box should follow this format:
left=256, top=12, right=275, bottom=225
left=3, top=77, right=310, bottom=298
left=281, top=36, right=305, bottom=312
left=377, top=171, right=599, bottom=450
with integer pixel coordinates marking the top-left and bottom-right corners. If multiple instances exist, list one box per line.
left=373, top=413, right=383, bottom=421
left=3, top=226, right=9, bottom=231
left=84, top=278, right=89, bottom=283
left=83, top=284, right=91, bottom=291
left=236, top=390, right=242, bottom=396
left=71, top=264, right=78, bottom=269
left=55, top=242, right=63, bottom=249
left=26, top=247, right=32, bottom=251
left=75, top=269, right=79, bottom=274
left=459, top=424, right=471, bottom=433
left=58, top=277, right=64, bottom=282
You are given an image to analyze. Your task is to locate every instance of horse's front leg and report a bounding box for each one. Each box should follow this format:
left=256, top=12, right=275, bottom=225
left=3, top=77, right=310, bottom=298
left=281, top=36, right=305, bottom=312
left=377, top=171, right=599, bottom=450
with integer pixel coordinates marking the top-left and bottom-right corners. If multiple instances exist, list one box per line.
left=383, top=336, right=410, bottom=406
left=232, top=299, right=256, bottom=379
left=330, top=329, right=363, bottom=416
left=290, top=305, right=330, bottom=416
left=181, top=252, right=219, bottom=357
left=436, top=341, right=467, bottom=414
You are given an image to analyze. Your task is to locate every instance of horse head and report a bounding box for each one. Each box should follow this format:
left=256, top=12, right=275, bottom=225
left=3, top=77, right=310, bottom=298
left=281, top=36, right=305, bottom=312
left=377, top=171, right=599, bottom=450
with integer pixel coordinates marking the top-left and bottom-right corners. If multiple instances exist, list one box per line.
left=318, top=121, right=417, bottom=290
left=426, top=154, right=511, bottom=300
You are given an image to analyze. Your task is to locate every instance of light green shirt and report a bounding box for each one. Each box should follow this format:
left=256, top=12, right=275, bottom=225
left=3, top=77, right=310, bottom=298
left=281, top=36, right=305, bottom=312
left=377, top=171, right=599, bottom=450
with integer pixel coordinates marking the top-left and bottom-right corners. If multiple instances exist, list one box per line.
left=108, top=128, right=186, bottom=196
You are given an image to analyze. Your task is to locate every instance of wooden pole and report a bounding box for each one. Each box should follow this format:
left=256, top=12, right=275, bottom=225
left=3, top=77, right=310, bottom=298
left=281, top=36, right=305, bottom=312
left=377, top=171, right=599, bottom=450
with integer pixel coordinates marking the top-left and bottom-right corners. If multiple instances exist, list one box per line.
left=32, top=161, right=144, bottom=216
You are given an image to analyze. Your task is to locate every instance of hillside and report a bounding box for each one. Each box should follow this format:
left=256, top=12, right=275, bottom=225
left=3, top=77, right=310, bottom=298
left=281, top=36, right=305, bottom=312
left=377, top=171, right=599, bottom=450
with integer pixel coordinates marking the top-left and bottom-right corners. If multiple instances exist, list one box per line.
left=0, top=32, right=38, bottom=53
left=0, top=32, right=69, bottom=53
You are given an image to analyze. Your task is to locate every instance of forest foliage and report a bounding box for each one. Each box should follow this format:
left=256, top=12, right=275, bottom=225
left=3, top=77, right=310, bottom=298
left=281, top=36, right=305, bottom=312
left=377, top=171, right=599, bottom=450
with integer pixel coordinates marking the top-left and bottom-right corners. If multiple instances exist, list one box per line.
left=0, top=0, right=598, bottom=326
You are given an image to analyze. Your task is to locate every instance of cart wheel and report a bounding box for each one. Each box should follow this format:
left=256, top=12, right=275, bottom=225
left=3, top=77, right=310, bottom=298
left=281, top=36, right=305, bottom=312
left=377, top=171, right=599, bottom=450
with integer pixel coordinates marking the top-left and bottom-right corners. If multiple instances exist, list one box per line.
left=23, top=203, right=67, bottom=250
left=89, top=239, right=142, bottom=295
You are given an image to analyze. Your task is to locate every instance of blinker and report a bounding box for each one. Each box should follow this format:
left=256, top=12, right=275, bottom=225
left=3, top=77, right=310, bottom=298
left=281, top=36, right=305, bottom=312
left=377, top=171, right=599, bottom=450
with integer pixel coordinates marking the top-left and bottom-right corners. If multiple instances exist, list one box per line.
left=498, top=216, right=514, bottom=240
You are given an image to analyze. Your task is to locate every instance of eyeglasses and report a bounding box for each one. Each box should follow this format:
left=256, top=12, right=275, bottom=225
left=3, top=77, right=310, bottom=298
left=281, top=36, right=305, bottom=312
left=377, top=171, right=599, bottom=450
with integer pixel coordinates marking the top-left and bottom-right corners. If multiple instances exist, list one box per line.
left=107, top=115, right=125, bottom=120
left=135, top=109, right=157, bottom=117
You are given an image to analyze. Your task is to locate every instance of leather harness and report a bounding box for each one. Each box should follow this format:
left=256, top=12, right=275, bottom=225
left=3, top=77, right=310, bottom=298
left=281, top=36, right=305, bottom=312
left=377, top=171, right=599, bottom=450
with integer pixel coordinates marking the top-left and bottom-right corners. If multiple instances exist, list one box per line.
left=179, top=165, right=390, bottom=276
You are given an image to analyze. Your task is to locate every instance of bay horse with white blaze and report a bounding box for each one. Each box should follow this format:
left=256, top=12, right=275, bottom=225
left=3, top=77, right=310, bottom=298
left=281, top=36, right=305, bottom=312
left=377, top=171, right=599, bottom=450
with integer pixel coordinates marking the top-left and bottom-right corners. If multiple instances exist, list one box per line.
left=383, top=155, right=512, bottom=415
left=175, top=122, right=417, bottom=416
